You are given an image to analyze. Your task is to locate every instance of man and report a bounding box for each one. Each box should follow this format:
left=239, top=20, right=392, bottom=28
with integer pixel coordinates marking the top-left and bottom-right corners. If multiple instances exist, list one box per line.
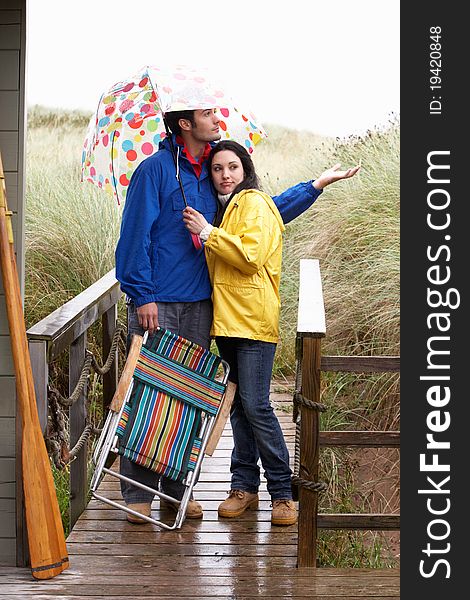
left=115, top=107, right=326, bottom=522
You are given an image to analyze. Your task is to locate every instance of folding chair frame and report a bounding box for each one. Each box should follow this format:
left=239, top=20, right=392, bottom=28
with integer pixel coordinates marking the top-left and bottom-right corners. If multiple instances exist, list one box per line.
left=90, top=332, right=230, bottom=530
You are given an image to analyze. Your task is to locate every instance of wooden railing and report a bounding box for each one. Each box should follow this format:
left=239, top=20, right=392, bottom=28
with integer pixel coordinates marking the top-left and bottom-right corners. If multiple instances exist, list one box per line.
left=295, top=259, right=400, bottom=568
left=26, top=269, right=122, bottom=527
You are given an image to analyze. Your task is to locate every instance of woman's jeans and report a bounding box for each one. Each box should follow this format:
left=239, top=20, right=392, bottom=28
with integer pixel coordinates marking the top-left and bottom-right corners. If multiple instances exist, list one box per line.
left=216, top=337, right=293, bottom=501
left=120, top=299, right=212, bottom=504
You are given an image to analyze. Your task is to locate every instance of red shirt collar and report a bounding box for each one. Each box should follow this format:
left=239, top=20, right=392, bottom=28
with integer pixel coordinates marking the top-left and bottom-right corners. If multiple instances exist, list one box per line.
left=176, top=135, right=211, bottom=178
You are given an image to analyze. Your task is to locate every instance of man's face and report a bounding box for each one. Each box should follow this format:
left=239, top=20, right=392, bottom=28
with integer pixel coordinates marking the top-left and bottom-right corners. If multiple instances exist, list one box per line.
left=186, top=109, right=221, bottom=143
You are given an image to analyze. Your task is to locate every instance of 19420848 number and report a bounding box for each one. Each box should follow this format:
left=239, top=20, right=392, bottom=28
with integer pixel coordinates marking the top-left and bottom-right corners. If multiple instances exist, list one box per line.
left=429, top=26, right=442, bottom=91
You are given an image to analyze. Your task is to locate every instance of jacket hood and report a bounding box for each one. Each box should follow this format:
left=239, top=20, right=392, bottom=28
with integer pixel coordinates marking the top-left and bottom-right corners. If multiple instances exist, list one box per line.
left=158, top=134, right=176, bottom=153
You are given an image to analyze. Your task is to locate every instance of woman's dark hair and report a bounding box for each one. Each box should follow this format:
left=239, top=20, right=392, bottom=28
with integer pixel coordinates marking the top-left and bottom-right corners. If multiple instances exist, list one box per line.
left=208, top=140, right=261, bottom=226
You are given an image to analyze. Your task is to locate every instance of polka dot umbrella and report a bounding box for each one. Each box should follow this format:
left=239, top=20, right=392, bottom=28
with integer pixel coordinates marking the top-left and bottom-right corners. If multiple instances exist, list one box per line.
left=81, top=64, right=268, bottom=204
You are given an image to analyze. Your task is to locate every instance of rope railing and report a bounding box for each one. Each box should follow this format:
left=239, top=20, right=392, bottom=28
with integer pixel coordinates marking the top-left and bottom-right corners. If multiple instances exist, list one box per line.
left=45, top=324, right=126, bottom=469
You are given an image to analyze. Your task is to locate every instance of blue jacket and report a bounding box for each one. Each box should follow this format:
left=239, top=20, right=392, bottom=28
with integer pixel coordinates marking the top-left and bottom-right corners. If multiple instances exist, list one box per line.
left=115, top=136, right=322, bottom=307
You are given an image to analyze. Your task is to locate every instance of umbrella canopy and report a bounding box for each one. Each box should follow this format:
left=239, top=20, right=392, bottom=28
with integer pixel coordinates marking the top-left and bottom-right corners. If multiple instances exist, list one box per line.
left=81, top=64, right=267, bottom=203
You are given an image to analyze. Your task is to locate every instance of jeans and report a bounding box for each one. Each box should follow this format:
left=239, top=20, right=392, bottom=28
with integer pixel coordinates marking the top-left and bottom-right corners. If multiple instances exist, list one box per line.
left=120, top=299, right=213, bottom=503
left=216, top=337, right=293, bottom=501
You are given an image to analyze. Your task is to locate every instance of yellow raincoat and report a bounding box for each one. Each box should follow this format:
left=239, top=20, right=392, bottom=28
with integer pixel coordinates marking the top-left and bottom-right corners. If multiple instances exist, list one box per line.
left=204, top=189, right=285, bottom=343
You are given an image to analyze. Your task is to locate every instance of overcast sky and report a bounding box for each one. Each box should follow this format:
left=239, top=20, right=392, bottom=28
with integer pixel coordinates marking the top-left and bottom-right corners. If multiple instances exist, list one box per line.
left=26, top=0, right=400, bottom=138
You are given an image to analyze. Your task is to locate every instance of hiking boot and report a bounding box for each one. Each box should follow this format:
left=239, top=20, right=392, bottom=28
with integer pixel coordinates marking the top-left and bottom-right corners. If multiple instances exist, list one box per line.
left=218, top=490, right=259, bottom=518
left=271, top=499, right=297, bottom=526
left=126, top=502, right=151, bottom=524
left=160, top=498, right=203, bottom=519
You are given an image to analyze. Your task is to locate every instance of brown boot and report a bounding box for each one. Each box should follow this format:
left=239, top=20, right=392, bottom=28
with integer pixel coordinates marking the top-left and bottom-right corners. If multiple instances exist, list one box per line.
left=160, top=498, right=203, bottom=519
left=218, top=490, right=259, bottom=518
left=271, top=499, right=297, bottom=526
left=126, top=502, right=151, bottom=524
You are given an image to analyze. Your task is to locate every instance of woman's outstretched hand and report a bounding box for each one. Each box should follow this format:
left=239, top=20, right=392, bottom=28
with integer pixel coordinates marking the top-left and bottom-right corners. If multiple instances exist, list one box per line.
left=313, top=163, right=361, bottom=190
left=183, top=206, right=209, bottom=234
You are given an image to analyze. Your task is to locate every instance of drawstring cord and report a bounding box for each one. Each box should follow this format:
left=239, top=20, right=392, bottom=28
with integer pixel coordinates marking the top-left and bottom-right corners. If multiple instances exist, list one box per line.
left=176, top=146, right=180, bottom=181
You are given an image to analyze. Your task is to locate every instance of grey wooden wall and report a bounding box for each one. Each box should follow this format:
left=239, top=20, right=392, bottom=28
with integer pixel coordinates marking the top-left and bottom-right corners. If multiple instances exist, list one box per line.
left=0, top=0, right=27, bottom=566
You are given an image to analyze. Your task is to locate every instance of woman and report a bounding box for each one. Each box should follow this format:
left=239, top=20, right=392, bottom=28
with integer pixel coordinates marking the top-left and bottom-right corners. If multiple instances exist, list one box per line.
left=183, top=140, right=359, bottom=525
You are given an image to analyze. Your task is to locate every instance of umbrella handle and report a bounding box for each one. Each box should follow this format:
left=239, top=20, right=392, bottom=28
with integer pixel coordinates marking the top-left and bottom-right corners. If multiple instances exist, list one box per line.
left=191, top=233, right=202, bottom=250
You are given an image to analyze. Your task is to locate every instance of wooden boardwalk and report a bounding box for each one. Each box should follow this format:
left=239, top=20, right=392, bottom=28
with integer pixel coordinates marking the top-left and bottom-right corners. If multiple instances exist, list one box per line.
left=0, top=405, right=399, bottom=599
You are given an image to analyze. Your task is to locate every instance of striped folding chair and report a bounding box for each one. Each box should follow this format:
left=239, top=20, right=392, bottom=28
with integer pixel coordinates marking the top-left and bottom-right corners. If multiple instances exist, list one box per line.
left=90, top=328, right=229, bottom=529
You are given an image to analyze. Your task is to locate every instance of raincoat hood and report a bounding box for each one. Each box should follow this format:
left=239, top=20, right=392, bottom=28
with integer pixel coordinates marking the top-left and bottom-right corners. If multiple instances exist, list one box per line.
left=224, top=189, right=285, bottom=233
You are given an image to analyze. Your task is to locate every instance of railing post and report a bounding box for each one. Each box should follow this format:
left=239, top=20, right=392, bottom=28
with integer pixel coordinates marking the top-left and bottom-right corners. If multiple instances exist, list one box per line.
left=69, top=331, right=88, bottom=528
left=28, top=340, right=48, bottom=434
left=102, top=304, right=118, bottom=411
left=297, top=336, right=322, bottom=568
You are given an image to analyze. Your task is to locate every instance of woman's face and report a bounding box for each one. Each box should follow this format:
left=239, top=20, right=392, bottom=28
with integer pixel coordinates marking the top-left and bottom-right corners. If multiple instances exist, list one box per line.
left=210, top=150, right=245, bottom=195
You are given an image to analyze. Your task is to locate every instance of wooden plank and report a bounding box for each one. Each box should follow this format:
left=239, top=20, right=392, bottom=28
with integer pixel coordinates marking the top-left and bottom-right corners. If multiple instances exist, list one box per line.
left=321, top=355, right=400, bottom=373
left=0, top=573, right=401, bottom=584
left=27, top=269, right=122, bottom=360
left=0, top=1, right=24, bottom=9
left=0, top=50, right=19, bottom=90
left=0, top=335, right=14, bottom=374
left=297, top=337, right=321, bottom=568
left=0, top=10, right=21, bottom=25
left=317, top=513, right=400, bottom=530
left=0, top=590, right=400, bottom=599
left=0, top=294, right=9, bottom=334
left=0, top=581, right=400, bottom=597
left=319, top=431, right=400, bottom=448
left=297, top=259, right=326, bottom=337
left=65, top=542, right=297, bottom=557
left=66, top=530, right=298, bottom=545
left=0, top=562, right=399, bottom=576
left=0, top=574, right=400, bottom=583
left=0, top=91, right=19, bottom=129
left=4, top=171, right=17, bottom=212
left=72, top=519, right=286, bottom=533
left=0, top=23, right=20, bottom=49
left=0, top=457, right=15, bottom=498
left=3, top=582, right=400, bottom=600
left=0, top=376, right=15, bottom=416
left=0, top=498, right=15, bottom=537
left=0, top=570, right=399, bottom=581
left=0, top=131, right=18, bottom=170
left=0, top=417, right=15, bottom=457
left=0, top=538, right=15, bottom=566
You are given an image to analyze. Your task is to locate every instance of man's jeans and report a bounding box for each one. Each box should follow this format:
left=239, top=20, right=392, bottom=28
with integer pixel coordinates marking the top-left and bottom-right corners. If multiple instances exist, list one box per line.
left=216, top=337, right=293, bottom=501
left=120, top=299, right=212, bottom=503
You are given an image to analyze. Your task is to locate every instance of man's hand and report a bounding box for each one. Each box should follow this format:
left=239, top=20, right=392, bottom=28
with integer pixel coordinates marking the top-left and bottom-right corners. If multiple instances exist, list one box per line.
left=313, top=163, right=361, bottom=190
left=136, top=302, right=159, bottom=335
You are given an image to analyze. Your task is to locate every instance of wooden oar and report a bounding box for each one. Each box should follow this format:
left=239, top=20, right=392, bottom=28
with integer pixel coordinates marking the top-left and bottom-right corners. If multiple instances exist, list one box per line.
left=0, top=155, right=69, bottom=579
